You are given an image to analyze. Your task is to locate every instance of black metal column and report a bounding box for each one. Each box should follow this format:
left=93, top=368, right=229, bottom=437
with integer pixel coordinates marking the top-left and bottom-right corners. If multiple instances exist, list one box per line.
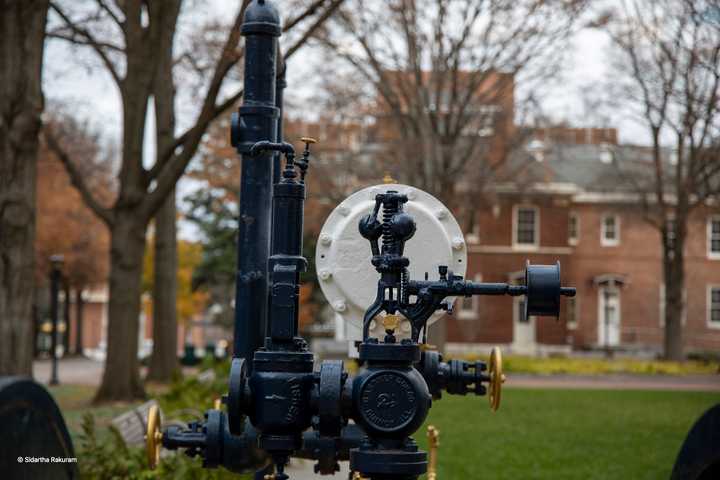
left=48, top=255, right=63, bottom=386
left=230, top=0, right=281, bottom=365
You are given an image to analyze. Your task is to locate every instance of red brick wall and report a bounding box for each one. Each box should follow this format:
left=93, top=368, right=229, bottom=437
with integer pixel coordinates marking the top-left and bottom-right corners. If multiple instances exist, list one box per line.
left=449, top=194, right=720, bottom=353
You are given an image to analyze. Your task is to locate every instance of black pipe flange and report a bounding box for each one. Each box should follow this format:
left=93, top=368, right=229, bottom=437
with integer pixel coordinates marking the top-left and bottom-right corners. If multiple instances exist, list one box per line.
left=227, top=358, right=248, bottom=435
left=318, top=360, right=345, bottom=437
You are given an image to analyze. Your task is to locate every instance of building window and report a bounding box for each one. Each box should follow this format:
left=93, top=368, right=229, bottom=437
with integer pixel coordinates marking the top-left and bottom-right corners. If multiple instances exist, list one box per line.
left=458, top=274, right=482, bottom=319
left=513, top=206, right=539, bottom=249
left=566, top=296, right=577, bottom=330
left=598, top=287, right=621, bottom=346
left=568, top=213, right=579, bottom=246
left=708, top=216, right=720, bottom=259
left=601, top=214, right=620, bottom=246
left=708, top=286, right=720, bottom=329
left=666, top=218, right=677, bottom=255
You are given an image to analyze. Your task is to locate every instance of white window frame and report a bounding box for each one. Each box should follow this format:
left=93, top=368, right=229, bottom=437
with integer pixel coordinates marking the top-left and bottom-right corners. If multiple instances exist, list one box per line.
left=458, top=274, right=482, bottom=319
left=708, top=215, right=720, bottom=260
left=707, top=285, right=720, bottom=330
left=512, top=205, right=540, bottom=251
left=659, top=283, right=687, bottom=327
left=566, top=295, right=578, bottom=330
left=568, top=212, right=579, bottom=246
left=600, top=214, right=620, bottom=247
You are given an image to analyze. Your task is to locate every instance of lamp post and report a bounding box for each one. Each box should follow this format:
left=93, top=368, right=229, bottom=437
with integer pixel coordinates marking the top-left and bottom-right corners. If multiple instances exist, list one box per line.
left=49, top=254, right=64, bottom=386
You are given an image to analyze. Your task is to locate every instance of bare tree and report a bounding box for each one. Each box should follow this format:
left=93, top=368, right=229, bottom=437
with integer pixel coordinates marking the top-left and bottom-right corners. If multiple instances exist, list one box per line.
left=0, top=0, right=49, bottom=376
left=319, top=0, right=591, bottom=218
left=45, top=0, right=345, bottom=401
left=607, top=0, right=720, bottom=360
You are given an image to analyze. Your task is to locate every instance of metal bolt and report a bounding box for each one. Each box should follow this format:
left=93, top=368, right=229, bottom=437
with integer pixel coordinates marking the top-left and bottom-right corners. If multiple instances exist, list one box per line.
left=452, top=237, right=465, bottom=250
left=435, top=209, right=448, bottom=220
left=320, top=234, right=332, bottom=246
left=338, top=205, right=350, bottom=216
left=319, top=270, right=332, bottom=280
left=333, top=300, right=347, bottom=312
left=404, top=188, right=416, bottom=200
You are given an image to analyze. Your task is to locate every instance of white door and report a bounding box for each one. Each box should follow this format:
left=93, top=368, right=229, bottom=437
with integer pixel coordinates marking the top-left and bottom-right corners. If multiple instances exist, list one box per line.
left=598, top=288, right=621, bottom=346
left=513, top=297, right=536, bottom=353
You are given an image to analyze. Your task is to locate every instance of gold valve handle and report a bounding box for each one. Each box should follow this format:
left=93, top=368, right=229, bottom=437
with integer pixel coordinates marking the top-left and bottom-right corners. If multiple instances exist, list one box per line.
left=488, top=347, right=506, bottom=412
left=146, top=404, right=163, bottom=469
left=427, top=425, right=440, bottom=480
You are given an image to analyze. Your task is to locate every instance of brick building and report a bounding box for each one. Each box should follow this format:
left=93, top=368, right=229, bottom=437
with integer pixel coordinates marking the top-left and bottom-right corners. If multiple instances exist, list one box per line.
left=445, top=140, right=720, bottom=356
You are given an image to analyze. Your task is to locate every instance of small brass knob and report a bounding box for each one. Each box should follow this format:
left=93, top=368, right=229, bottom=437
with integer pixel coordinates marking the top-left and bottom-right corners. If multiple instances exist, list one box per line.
left=383, top=173, right=396, bottom=184
left=300, top=137, right=317, bottom=144
left=382, top=314, right=400, bottom=331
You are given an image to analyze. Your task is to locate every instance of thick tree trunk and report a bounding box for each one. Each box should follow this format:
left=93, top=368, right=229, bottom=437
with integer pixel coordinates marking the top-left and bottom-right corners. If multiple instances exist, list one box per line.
left=75, top=289, right=84, bottom=356
left=663, top=244, right=685, bottom=361
left=147, top=190, right=179, bottom=382
left=0, top=0, right=49, bottom=376
left=94, top=212, right=147, bottom=402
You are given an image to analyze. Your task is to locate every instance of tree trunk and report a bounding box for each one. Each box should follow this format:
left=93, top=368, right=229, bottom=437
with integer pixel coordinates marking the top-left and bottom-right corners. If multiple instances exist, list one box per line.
left=663, top=244, right=684, bottom=361
left=147, top=190, right=179, bottom=382
left=75, top=288, right=84, bottom=356
left=147, top=9, right=180, bottom=382
left=94, top=212, right=147, bottom=402
left=0, top=0, right=49, bottom=376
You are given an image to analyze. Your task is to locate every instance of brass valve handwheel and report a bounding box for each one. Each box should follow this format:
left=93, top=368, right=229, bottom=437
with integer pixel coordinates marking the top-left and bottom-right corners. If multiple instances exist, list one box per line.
left=146, top=404, right=163, bottom=469
left=488, top=347, right=505, bottom=412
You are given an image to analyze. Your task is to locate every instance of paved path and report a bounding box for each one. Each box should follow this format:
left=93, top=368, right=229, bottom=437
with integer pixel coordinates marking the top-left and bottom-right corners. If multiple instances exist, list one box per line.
left=33, top=357, right=105, bottom=385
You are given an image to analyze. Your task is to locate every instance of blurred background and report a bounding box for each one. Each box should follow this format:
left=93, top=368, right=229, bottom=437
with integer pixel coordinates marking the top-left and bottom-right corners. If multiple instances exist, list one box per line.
left=1, top=0, right=719, bottom=478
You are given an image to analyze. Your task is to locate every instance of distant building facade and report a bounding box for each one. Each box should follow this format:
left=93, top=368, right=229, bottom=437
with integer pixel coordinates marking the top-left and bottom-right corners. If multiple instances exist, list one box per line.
left=446, top=142, right=720, bottom=356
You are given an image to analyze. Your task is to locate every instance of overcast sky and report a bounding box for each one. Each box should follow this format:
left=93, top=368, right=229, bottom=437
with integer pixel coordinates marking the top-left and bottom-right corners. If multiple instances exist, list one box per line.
left=43, top=1, right=648, bottom=239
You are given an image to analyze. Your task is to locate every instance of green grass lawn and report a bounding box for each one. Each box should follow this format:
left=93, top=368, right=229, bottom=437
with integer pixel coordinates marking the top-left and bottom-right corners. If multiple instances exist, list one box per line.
left=49, top=384, right=144, bottom=443
left=50, top=384, right=717, bottom=479
left=415, top=388, right=718, bottom=480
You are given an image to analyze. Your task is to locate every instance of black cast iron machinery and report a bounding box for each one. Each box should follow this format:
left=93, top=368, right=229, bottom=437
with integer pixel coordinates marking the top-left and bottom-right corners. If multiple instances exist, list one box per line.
left=145, top=1, right=576, bottom=478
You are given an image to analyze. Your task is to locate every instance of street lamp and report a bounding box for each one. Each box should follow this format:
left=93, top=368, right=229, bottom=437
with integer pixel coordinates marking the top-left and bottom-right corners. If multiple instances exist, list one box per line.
left=49, top=254, right=64, bottom=386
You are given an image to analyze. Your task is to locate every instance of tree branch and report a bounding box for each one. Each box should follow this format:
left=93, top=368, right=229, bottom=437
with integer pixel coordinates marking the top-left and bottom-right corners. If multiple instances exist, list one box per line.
left=44, top=127, right=115, bottom=227
left=49, top=2, right=124, bottom=87
left=95, top=0, right=124, bottom=31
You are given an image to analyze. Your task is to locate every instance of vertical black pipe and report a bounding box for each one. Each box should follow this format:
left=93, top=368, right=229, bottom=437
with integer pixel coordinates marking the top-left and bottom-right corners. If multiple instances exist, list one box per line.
left=231, top=0, right=281, bottom=365
left=264, top=57, right=286, bottom=341
left=274, top=64, right=286, bottom=185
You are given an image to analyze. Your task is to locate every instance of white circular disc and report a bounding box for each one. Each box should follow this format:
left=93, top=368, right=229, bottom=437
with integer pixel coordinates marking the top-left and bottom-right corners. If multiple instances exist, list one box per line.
left=316, top=184, right=467, bottom=342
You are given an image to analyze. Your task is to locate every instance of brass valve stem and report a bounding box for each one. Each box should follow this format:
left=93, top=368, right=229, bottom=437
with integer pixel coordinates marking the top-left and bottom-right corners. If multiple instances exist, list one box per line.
left=427, top=425, right=440, bottom=480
